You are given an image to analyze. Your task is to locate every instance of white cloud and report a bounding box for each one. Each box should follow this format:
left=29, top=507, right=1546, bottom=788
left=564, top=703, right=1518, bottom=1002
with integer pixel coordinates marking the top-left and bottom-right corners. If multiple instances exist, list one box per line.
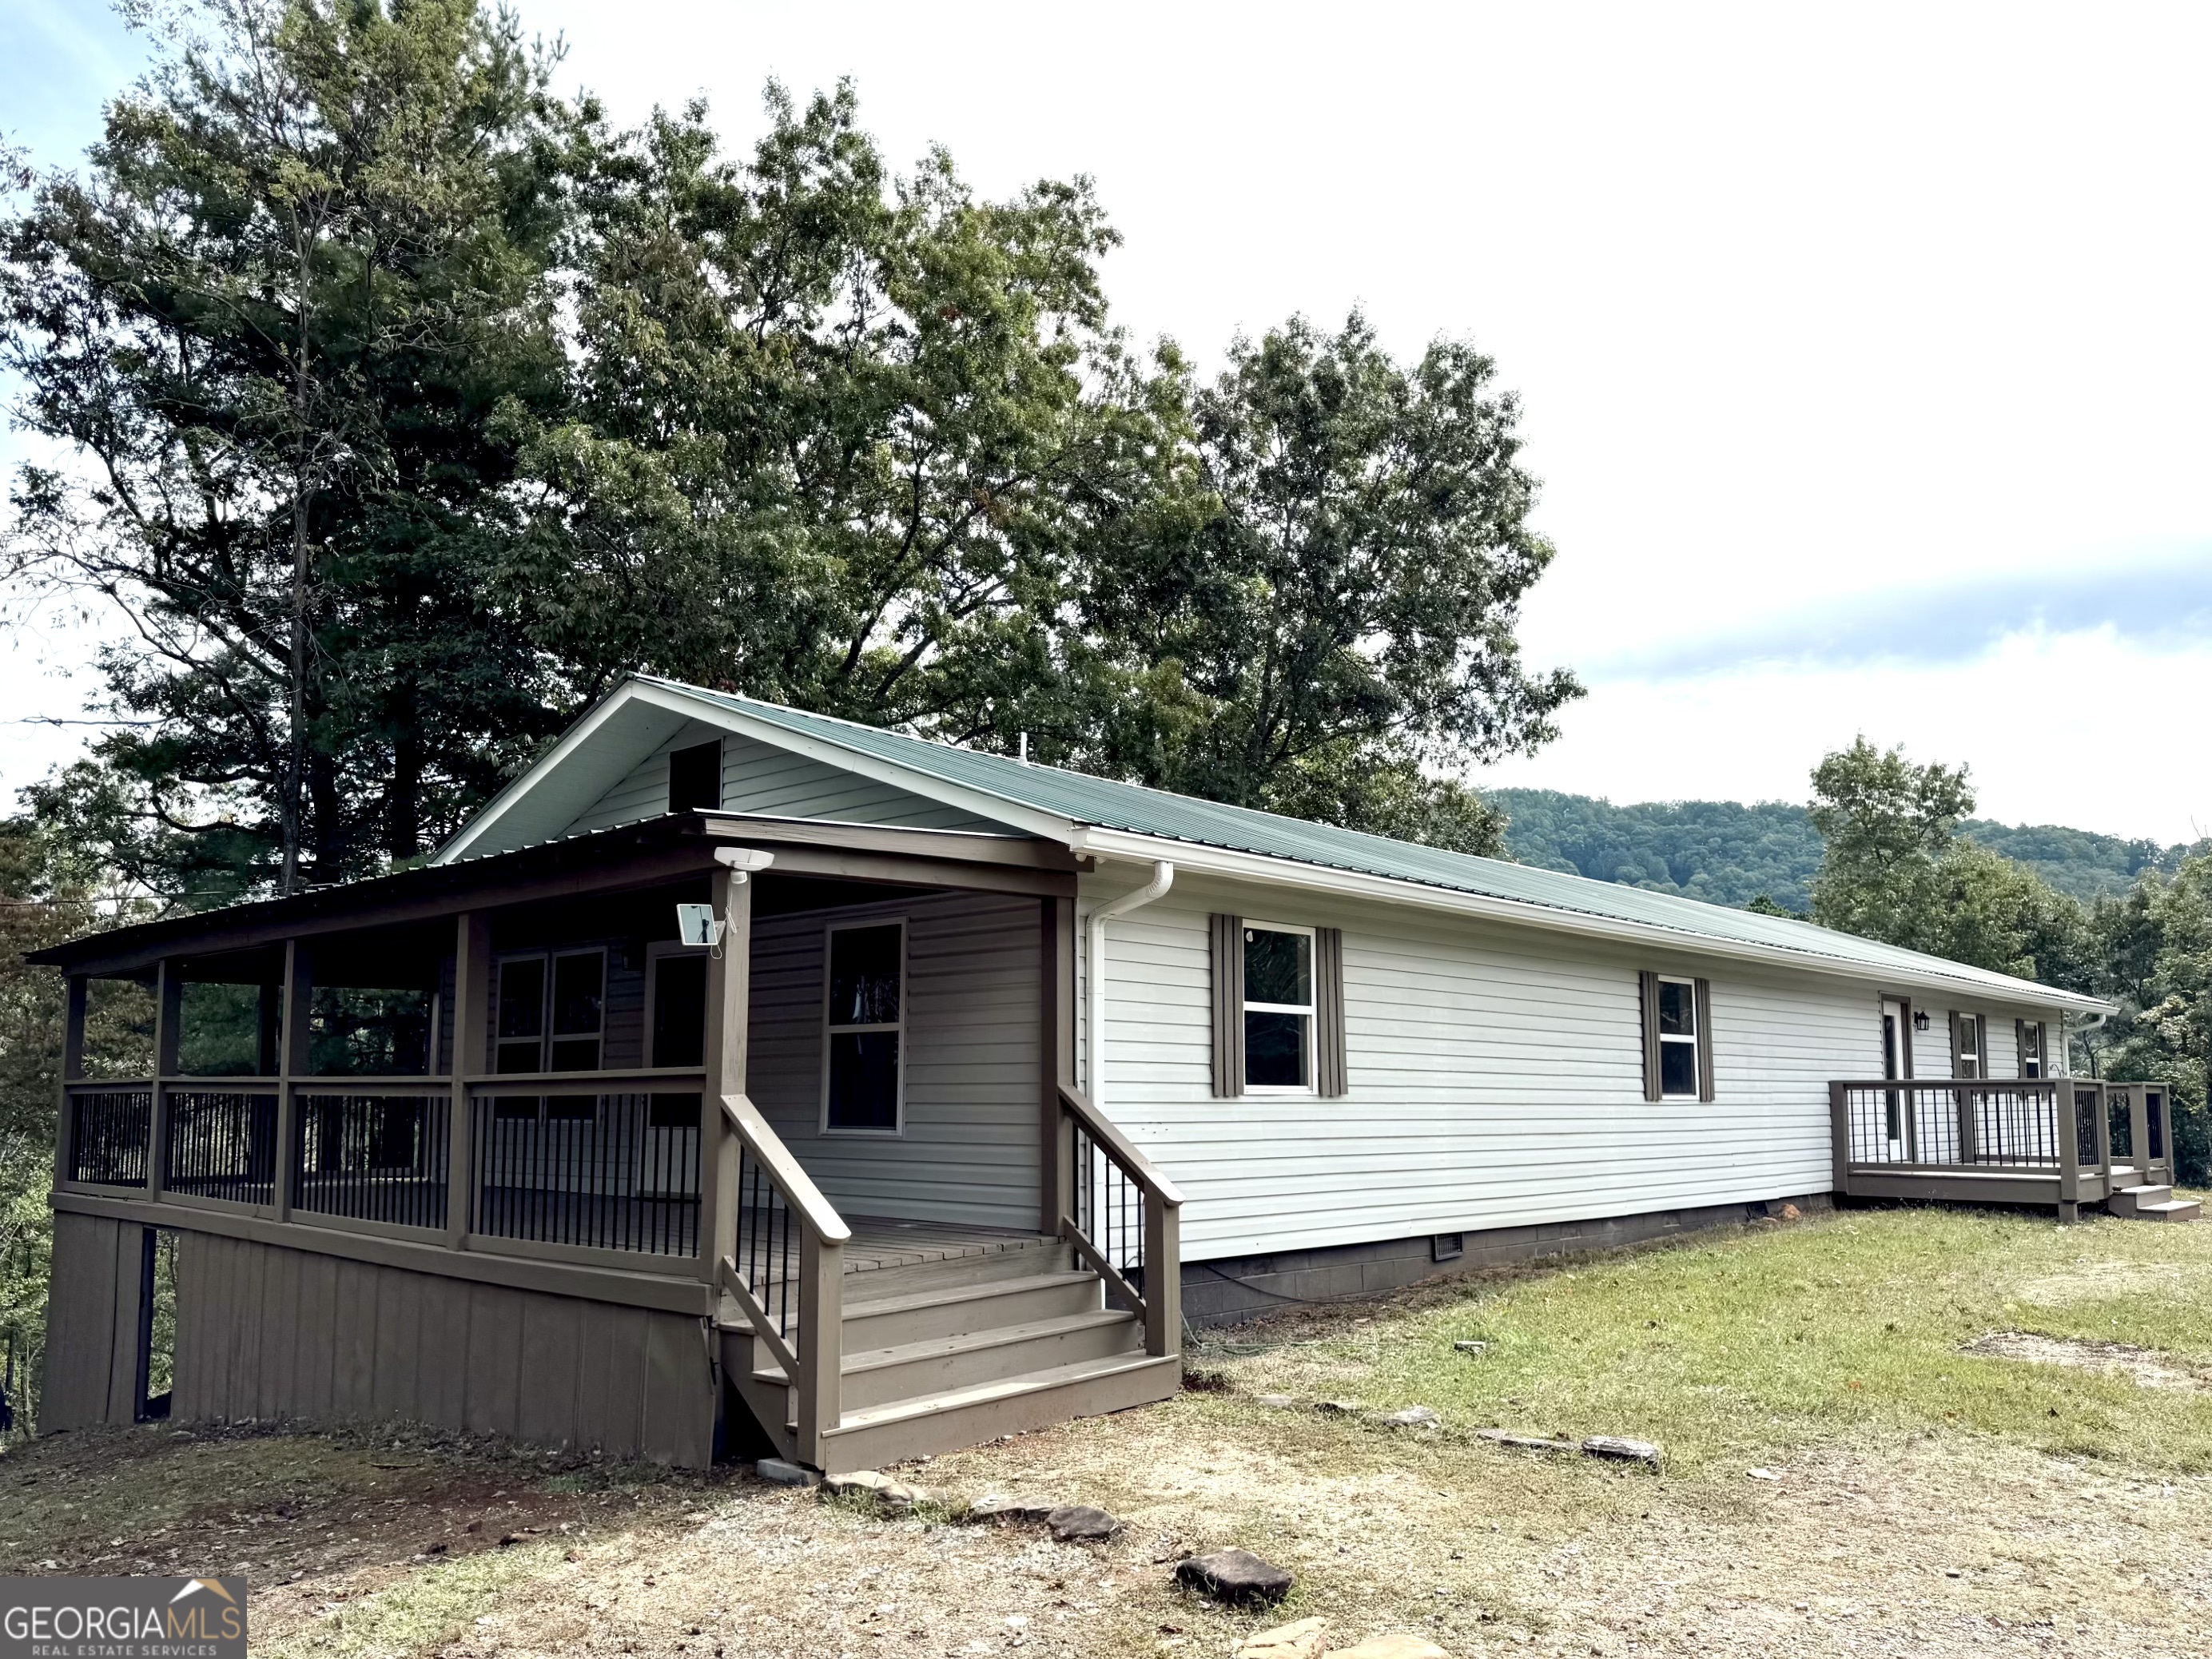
left=1475, top=628, right=2212, bottom=845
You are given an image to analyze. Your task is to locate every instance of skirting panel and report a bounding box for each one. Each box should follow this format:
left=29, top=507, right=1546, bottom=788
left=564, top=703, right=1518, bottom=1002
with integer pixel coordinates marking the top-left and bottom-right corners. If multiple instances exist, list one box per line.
left=39, top=1211, right=149, bottom=1432
left=1180, top=1192, right=1835, bottom=1327
left=170, top=1232, right=717, bottom=1466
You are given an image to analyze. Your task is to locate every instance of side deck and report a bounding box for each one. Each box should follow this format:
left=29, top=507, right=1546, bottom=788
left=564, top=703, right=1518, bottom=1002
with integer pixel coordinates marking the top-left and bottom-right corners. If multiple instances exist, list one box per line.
left=1829, top=1076, right=2198, bottom=1223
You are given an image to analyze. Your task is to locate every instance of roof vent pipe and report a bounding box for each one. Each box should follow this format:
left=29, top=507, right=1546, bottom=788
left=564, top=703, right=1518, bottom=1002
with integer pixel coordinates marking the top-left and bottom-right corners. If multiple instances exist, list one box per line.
left=1085, top=861, right=1174, bottom=1110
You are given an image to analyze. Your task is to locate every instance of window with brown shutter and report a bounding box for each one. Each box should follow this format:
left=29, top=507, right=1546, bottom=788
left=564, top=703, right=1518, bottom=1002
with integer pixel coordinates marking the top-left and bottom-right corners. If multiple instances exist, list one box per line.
left=1640, top=971, right=1712, bottom=1101
left=1211, top=914, right=1348, bottom=1098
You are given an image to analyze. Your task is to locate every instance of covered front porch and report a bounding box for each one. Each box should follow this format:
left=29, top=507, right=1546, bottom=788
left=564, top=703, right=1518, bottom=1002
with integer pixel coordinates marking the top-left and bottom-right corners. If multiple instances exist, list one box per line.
left=39, top=811, right=1183, bottom=1467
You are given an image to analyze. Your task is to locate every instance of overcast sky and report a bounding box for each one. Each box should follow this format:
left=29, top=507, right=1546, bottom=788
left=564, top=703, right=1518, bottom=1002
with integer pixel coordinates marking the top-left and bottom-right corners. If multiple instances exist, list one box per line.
left=4, top=2, right=2208, bottom=842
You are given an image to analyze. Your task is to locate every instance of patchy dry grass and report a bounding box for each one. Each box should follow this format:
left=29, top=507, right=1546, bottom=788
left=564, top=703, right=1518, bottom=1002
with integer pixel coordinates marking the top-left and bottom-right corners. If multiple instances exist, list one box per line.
left=4, top=1203, right=2210, bottom=1657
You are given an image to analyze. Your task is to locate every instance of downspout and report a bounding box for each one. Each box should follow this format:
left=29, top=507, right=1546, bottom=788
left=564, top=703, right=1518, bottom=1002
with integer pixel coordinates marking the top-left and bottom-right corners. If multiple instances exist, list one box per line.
left=1085, top=861, right=1175, bottom=1110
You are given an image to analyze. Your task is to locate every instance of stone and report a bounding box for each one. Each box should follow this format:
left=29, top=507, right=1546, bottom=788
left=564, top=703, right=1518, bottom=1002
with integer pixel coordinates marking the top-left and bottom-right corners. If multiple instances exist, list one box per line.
left=1453, top=1340, right=1488, bottom=1355
left=1581, top=1436, right=1662, bottom=1465
left=1313, top=1399, right=1363, bottom=1415
left=1255, top=1394, right=1301, bottom=1409
left=1746, top=1467, right=1782, bottom=1482
left=967, top=1497, right=1058, bottom=1526
left=1176, top=1548, right=1295, bottom=1605
left=1378, top=1406, right=1439, bottom=1428
left=1477, top=1428, right=1576, bottom=1454
left=822, top=1470, right=917, bottom=1507
left=1046, top=1504, right=1124, bottom=1543
left=1235, top=1616, right=1328, bottom=1659
left=754, top=1458, right=820, bottom=1486
left=1333, top=1637, right=1452, bottom=1659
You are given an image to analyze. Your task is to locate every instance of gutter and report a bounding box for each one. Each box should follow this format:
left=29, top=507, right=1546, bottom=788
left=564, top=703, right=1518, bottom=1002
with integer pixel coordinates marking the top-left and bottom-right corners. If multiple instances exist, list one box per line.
left=1085, top=861, right=1176, bottom=1109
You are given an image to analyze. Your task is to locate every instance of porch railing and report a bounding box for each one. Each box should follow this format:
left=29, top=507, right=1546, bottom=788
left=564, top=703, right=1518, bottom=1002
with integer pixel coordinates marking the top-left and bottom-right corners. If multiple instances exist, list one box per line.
left=716, top=1091, right=849, bottom=1464
left=164, top=1088, right=279, bottom=1205
left=1057, top=1083, right=1183, bottom=1359
left=294, top=1085, right=450, bottom=1231
left=467, top=1074, right=705, bottom=1257
left=65, top=1084, right=153, bottom=1188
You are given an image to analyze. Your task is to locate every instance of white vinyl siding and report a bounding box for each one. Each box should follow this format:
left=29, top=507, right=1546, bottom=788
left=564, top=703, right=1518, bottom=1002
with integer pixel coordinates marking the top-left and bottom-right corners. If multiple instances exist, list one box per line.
left=747, top=891, right=1040, bottom=1231
left=565, top=726, right=1016, bottom=839
left=1084, top=874, right=2069, bottom=1262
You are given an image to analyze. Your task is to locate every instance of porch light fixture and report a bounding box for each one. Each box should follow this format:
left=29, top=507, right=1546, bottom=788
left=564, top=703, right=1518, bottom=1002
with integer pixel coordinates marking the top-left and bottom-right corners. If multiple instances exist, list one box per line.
left=1912, top=1009, right=1931, bottom=1032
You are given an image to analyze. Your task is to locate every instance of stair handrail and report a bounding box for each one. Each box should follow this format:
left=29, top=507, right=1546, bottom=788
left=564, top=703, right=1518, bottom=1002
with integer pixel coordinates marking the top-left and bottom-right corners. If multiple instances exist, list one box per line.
left=1057, top=1083, right=1182, bottom=1359
left=718, top=1091, right=846, bottom=1464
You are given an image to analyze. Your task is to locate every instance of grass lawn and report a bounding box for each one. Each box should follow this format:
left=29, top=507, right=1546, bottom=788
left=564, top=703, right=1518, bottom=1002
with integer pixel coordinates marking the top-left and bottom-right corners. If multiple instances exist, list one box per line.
left=1205, top=1202, right=2212, bottom=1474
left=2, top=1202, right=2207, bottom=1658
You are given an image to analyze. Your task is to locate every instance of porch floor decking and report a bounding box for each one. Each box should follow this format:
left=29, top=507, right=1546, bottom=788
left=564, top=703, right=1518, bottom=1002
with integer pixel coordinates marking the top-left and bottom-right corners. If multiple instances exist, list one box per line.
left=810, top=1214, right=1054, bottom=1277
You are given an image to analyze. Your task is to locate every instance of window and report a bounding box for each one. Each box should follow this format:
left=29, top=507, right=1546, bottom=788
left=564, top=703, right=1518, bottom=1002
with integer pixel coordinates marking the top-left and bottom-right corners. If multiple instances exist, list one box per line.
left=493, top=949, right=605, bottom=1122
left=822, top=921, right=904, bottom=1133
left=2019, top=1020, right=2045, bottom=1079
left=646, top=944, right=708, bottom=1134
left=1656, top=976, right=1700, bottom=1099
left=1242, top=924, right=1315, bottom=1092
left=1951, top=1011, right=1983, bottom=1080
left=1638, top=971, right=1713, bottom=1103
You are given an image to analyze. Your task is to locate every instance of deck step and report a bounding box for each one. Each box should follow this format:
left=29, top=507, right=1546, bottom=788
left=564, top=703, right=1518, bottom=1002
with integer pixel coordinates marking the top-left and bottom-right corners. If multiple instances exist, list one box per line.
left=2109, top=1184, right=2174, bottom=1218
left=754, top=1308, right=1143, bottom=1410
left=841, top=1239, right=1072, bottom=1304
left=2128, top=1198, right=2202, bottom=1223
left=814, top=1351, right=1182, bottom=1470
left=842, top=1269, right=1105, bottom=1347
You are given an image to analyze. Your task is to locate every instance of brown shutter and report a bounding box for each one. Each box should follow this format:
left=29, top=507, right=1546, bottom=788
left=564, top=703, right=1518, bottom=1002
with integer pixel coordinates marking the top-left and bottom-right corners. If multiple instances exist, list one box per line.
left=1976, top=1015, right=1990, bottom=1080
left=1694, top=977, right=1715, bottom=1101
left=2014, top=1017, right=2027, bottom=1077
left=1315, top=926, right=1347, bottom=1098
left=1637, top=970, right=1661, bottom=1102
left=1210, top=914, right=1244, bottom=1098
left=1899, top=1001, right=1916, bottom=1077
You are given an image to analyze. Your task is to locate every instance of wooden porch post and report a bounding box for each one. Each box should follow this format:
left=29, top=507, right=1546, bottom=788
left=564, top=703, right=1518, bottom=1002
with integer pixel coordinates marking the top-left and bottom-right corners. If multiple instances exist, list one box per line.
left=274, top=940, right=311, bottom=1223
left=448, top=913, right=488, bottom=1249
left=2092, top=1078, right=2114, bottom=1196
left=1143, top=1198, right=1180, bottom=1358
left=148, top=960, right=181, bottom=1202
left=54, top=975, right=87, bottom=1190
left=2126, top=1086, right=2150, bottom=1183
left=699, top=864, right=754, bottom=1282
left=2057, top=1084, right=2083, bottom=1222
left=1038, top=895, right=1073, bottom=1235
left=797, top=1228, right=842, bottom=1465
left=1828, top=1081, right=1849, bottom=1197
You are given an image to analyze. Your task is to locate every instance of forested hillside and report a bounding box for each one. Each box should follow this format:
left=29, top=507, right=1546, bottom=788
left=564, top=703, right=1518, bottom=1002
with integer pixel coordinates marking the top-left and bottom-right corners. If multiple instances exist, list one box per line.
left=1492, top=789, right=2198, bottom=913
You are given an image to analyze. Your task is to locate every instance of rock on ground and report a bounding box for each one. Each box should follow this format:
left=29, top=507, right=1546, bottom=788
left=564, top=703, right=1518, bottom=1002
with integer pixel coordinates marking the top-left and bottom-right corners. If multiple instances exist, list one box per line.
left=1378, top=1406, right=1439, bottom=1428
left=754, top=1458, right=819, bottom=1486
left=822, top=1470, right=917, bottom=1506
left=1235, top=1615, right=1327, bottom=1658
left=1045, top=1504, right=1123, bottom=1543
left=1581, top=1435, right=1661, bottom=1464
left=1176, top=1546, right=1295, bottom=1605
left=1333, top=1637, right=1452, bottom=1659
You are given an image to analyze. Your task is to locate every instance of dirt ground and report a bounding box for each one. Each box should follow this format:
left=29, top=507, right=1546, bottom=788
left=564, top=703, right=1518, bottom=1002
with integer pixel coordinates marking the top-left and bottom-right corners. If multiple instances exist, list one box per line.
left=2, top=1381, right=2208, bottom=1657
left=8, top=1212, right=2212, bottom=1659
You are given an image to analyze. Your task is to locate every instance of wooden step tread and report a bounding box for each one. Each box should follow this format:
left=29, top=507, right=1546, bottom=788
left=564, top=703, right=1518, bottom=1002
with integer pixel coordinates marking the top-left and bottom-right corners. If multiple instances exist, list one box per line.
left=751, top=1308, right=1138, bottom=1386
left=2133, top=1199, right=2201, bottom=1221
left=824, top=1351, right=1180, bottom=1436
left=842, top=1268, right=1100, bottom=1322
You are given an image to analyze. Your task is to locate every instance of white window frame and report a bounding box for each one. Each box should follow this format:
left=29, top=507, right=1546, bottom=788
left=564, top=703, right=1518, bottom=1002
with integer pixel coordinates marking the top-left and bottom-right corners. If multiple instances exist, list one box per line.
left=819, top=917, right=908, bottom=1137
left=491, top=947, right=607, bottom=1124
left=1954, top=1011, right=1982, bottom=1080
left=1656, top=973, right=1701, bottom=1101
left=2020, top=1020, right=2045, bottom=1080
left=1242, top=920, right=1318, bottom=1096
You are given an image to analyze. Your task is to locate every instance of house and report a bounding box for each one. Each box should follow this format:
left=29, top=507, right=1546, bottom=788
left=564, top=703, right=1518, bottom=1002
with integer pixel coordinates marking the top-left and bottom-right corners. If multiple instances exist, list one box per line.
left=26, top=675, right=2192, bottom=1470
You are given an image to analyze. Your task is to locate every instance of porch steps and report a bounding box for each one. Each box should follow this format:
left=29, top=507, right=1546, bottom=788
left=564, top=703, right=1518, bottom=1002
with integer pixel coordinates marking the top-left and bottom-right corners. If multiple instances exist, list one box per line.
left=2108, top=1184, right=2201, bottom=1223
left=717, top=1239, right=1180, bottom=1466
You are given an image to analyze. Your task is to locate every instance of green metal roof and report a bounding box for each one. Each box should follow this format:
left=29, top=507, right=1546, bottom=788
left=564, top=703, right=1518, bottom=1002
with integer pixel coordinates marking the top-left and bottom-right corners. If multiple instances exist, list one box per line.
left=639, top=676, right=2102, bottom=1009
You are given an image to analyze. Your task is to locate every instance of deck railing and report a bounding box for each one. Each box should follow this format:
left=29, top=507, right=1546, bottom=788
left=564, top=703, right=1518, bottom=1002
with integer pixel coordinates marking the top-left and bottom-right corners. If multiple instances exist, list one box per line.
left=715, top=1091, right=849, bottom=1464
left=164, top=1088, right=280, bottom=1206
left=293, top=1086, right=451, bottom=1231
left=467, top=1074, right=704, bottom=1257
left=64, top=1084, right=153, bottom=1189
left=1057, top=1083, right=1183, bottom=1359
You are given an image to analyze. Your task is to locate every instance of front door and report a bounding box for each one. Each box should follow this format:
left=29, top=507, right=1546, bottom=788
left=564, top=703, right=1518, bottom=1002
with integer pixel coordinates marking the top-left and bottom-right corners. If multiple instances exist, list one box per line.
left=1880, top=1000, right=1909, bottom=1158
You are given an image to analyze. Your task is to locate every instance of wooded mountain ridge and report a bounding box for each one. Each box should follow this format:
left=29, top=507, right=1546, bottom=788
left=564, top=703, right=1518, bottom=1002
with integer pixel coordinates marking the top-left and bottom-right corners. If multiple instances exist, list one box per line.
left=1491, top=789, right=2203, bottom=914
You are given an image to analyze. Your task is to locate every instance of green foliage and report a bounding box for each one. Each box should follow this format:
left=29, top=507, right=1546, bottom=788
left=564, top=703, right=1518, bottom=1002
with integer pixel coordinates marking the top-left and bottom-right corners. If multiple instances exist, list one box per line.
left=1805, top=738, right=2089, bottom=985
left=3, top=0, right=576, bottom=893
left=1494, top=790, right=1824, bottom=910
left=1071, top=313, right=1578, bottom=842
left=2085, top=853, right=2212, bottom=1183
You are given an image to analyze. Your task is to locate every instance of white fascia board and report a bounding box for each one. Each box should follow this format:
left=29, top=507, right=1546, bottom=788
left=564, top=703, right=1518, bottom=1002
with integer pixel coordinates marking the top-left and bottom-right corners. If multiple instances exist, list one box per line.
left=432, top=682, right=675, bottom=864
left=637, top=681, right=1083, bottom=844
left=1069, top=826, right=2115, bottom=1016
